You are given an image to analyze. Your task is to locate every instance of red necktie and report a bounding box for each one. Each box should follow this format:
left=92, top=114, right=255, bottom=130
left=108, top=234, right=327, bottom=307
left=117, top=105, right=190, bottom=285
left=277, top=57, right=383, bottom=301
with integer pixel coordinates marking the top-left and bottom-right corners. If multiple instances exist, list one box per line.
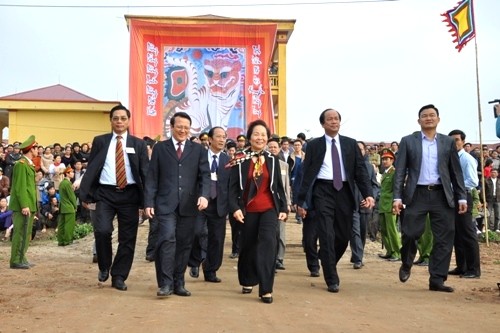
left=176, top=142, right=183, bottom=159
left=332, top=138, right=343, bottom=191
left=115, top=135, right=127, bottom=189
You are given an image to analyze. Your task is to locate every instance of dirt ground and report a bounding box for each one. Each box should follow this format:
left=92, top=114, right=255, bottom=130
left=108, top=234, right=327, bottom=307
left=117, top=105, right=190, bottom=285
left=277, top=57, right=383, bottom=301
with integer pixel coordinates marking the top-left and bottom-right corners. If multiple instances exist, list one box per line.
left=1, top=218, right=500, bottom=333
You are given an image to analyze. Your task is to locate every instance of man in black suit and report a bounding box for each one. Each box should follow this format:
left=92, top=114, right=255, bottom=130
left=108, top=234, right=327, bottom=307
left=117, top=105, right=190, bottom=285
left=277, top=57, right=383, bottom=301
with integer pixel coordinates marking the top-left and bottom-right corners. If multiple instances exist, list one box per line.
left=188, top=126, right=231, bottom=283
left=79, top=104, right=149, bottom=291
left=393, top=104, right=467, bottom=293
left=144, top=112, right=210, bottom=298
left=296, top=108, right=375, bottom=293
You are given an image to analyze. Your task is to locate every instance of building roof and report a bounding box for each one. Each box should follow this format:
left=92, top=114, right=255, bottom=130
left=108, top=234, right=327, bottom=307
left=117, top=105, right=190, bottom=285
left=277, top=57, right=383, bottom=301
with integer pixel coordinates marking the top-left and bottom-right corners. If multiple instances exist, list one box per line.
left=0, top=84, right=98, bottom=102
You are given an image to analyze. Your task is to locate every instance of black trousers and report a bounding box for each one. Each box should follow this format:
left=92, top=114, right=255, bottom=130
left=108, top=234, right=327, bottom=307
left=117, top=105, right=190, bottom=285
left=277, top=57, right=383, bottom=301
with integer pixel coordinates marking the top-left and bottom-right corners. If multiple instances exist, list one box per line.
left=453, top=192, right=481, bottom=275
left=401, top=187, right=455, bottom=286
left=238, top=209, right=278, bottom=296
left=188, top=213, right=208, bottom=268
left=229, top=214, right=241, bottom=254
left=93, top=185, right=140, bottom=281
left=146, top=216, right=158, bottom=259
left=155, top=212, right=196, bottom=289
left=313, top=181, right=353, bottom=287
left=302, top=209, right=319, bottom=273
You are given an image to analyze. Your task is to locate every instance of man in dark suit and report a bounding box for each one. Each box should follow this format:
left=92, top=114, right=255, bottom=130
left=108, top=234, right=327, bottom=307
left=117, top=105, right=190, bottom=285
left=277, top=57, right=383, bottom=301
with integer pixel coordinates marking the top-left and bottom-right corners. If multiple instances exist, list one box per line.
left=144, top=112, right=210, bottom=298
left=188, top=126, right=231, bottom=283
left=296, top=108, right=375, bottom=293
left=79, top=104, right=149, bottom=291
left=393, top=104, right=467, bottom=293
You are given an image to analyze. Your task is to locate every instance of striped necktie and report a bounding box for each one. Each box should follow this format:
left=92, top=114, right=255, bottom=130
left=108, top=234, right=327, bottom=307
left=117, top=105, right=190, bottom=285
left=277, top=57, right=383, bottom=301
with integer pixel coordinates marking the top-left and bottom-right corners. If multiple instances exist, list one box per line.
left=115, top=135, right=127, bottom=189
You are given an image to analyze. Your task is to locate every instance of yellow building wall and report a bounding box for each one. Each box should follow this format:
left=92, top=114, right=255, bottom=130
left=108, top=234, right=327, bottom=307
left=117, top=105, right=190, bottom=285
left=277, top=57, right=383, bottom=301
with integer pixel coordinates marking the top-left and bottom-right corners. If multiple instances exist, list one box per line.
left=10, top=110, right=111, bottom=146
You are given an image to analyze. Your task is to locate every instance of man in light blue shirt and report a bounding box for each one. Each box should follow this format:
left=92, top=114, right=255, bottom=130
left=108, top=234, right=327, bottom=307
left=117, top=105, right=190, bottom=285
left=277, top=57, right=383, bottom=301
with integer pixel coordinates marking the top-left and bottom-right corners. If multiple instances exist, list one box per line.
left=447, top=130, right=481, bottom=279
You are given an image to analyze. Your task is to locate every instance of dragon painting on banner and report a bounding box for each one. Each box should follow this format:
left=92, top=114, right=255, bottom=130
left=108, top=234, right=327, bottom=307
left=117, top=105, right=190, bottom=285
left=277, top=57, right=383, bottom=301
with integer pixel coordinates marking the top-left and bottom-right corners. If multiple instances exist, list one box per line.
left=127, top=20, right=277, bottom=140
left=163, top=47, right=245, bottom=138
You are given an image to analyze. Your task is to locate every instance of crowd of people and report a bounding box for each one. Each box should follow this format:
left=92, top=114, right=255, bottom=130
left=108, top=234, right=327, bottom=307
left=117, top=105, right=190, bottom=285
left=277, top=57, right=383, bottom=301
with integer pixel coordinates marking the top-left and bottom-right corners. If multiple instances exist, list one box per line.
left=3, top=102, right=500, bottom=302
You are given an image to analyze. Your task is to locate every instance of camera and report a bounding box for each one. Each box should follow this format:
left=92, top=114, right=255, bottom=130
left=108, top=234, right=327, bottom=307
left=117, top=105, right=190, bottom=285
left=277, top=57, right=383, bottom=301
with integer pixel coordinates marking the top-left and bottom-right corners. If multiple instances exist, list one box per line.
left=489, top=99, right=500, bottom=118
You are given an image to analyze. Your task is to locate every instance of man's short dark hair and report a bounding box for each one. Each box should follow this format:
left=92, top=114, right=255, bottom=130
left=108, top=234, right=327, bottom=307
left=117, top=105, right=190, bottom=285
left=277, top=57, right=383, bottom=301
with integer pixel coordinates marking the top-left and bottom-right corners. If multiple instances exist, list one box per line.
left=448, top=129, right=466, bottom=141
left=418, top=104, right=439, bottom=118
left=319, top=108, right=341, bottom=125
left=297, top=132, right=306, bottom=141
left=170, top=112, right=192, bottom=126
left=208, top=126, right=225, bottom=138
left=110, top=104, right=131, bottom=119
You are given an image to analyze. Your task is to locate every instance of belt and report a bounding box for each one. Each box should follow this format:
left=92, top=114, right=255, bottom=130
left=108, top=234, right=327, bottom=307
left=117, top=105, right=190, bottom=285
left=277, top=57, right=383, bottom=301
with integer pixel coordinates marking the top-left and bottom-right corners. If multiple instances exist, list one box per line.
left=416, top=184, right=443, bottom=191
left=316, top=179, right=348, bottom=184
left=101, top=184, right=138, bottom=192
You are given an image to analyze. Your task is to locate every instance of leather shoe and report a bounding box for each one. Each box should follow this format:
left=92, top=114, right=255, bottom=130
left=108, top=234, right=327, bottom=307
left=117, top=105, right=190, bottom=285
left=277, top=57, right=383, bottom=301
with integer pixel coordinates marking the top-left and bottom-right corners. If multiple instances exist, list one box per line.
left=111, top=278, right=128, bottom=291
left=145, top=255, right=155, bottom=262
left=204, top=275, right=222, bottom=283
left=448, top=268, right=464, bottom=275
left=92, top=254, right=98, bottom=263
left=10, top=263, right=30, bottom=269
left=378, top=253, right=391, bottom=259
left=174, top=286, right=191, bottom=296
left=229, top=252, right=238, bottom=259
left=353, top=262, right=363, bottom=269
left=242, top=286, right=253, bottom=294
left=98, top=269, right=109, bottom=282
left=429, top=284, right=454, bottom=292
left=275, top=261, right=285, bottom=270
left=189, top=266, right=199, bottom=278
left=399, top=266, right=411, bottom=283
left=461, top=272, right=480, bottom=279
left=310, top=271, right=320, bottom=277
left=261, top=295, right=273, bottom=304
left=157, top=286, right=173, bottom=297
left=327, top=284, right=340, bottom=293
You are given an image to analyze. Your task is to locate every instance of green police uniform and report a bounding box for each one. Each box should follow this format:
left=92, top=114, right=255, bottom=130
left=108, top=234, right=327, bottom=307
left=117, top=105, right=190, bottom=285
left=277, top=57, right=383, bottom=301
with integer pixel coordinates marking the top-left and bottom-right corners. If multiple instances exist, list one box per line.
left=57, top=177, right=77, bottom=246
left=9, top=152, right=37, bottom=268
left=379, top=164, right=401, bottom=259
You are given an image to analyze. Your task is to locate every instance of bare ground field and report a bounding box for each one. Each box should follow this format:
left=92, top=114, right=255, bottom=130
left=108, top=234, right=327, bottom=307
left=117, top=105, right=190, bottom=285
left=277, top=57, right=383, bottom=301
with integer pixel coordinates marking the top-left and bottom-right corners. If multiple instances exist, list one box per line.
left=1, top=218, right=499, bottom=333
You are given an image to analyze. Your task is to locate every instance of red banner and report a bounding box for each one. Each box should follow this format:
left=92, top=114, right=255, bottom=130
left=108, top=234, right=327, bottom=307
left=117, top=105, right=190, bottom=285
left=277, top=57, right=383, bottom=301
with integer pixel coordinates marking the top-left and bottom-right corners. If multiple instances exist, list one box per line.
left=128, top=19, right=277, bottom=139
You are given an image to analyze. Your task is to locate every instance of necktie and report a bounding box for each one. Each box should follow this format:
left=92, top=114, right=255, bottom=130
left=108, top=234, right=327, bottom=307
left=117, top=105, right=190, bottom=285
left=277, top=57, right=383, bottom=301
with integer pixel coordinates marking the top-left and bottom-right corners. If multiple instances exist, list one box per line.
left=176, top=142, right=183, bottom=159
left=210, top=155, right=218, bottom=199
left=115, top=135, right=127, bottom=189
left=332, top=138, right=343, bottom=191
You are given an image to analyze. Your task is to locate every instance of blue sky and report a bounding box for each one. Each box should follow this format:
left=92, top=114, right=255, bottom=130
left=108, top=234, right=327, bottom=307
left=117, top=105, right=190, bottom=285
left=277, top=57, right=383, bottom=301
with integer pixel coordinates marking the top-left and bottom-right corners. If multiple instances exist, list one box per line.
left=0, top=0, right=499, bottom=143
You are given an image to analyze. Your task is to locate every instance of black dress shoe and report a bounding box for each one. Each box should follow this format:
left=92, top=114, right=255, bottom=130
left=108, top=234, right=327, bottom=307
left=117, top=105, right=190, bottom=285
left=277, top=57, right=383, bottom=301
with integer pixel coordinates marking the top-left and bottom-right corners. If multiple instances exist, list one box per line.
left=157, top=286, right=173, bottom=297
left=145, top=255, right=155, bottom=262
left=229, top=252, right=239, bottom=259
left=92, top=254, right=98, bottom=263
left=353, top=262, right=363, bottom=269
left=429, top=284, right=454, bottom=292
left=461, top=272, right=480, bottom=279
left=204, top=275, right=222, bottom=283
left=189, top=266, right=199, bottom=278
left=111, top=278, right=128, bottom=291
left=399, top=266, right=411, bottom=283
left=448, top=268, right=464, bottom=275
left=242, top=286, right=253, bottom=294
left=261, top=295, right=273, bottom=304
left=378, top=253, right=392, bottom=259
left=327, top=284, right=340, bottom=293
left=310, top=271, right=320, bottom=277
left=275, top=261, right=285, bottom=270
left=10, top=263, right=30, bottom=269
left=174, top=286, right=191, bottom=296
left=98, top=269, right=109, bottom=282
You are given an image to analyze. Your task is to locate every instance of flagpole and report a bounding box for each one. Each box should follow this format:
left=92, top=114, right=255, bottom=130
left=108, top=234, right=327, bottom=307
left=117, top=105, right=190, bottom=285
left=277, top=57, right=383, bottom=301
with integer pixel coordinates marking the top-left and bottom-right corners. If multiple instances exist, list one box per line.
left=472, top=12, right=489, bottom=247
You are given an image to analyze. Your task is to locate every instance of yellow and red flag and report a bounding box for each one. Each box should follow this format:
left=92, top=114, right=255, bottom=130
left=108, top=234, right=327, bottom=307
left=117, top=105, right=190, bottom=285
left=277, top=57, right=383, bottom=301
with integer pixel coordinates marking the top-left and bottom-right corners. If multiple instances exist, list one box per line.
left=442, top=0, right=476, bottom=52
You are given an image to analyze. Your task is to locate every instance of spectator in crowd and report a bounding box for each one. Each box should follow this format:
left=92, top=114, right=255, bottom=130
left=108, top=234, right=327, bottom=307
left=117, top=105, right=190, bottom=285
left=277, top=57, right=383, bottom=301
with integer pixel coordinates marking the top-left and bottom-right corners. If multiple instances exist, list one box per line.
left=236, top=134, right=247, bottom=150
left=484, top=168, right=500, bottom=233
left=40, top=146, right=54, bottom=175
left=52, top=143, right=62, bottom=156
left=0, top=197, right=13, bottom=241
left=4, top=143, right=22, bottom=180
left=80, top=143, right=90, bottom=167
left=0, top=167, right=10, bottom=198
left=48, top=154, right=66, bottom=191
left=61, top=146, right=73, bottom=167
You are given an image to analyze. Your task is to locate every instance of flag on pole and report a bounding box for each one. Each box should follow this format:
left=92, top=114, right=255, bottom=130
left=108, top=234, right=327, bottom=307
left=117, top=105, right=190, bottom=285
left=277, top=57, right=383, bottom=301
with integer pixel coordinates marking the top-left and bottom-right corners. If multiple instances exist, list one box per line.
left=441, top=0, right=476, bottom=52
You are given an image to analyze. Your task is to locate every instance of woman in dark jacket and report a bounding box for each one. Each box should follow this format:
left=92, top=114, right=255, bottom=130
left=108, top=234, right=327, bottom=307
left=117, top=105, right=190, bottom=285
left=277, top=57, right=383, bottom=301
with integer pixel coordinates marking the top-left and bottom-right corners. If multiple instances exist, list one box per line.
left=227, top=120, right=288, bottom=304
